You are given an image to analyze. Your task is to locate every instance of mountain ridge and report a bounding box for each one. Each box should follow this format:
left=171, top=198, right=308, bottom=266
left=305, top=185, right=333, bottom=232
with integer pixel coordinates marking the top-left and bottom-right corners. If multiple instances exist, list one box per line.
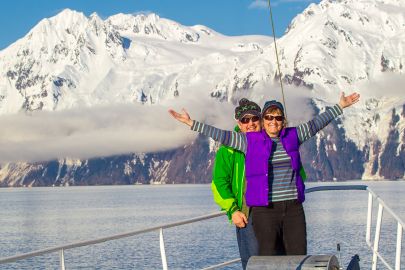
left=0, top=0, right=404, bottom=186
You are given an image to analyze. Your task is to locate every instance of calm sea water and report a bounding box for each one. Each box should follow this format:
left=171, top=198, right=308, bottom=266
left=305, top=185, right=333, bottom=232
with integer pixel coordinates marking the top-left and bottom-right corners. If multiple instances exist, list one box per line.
left=0, top=181, right=404, bottom=270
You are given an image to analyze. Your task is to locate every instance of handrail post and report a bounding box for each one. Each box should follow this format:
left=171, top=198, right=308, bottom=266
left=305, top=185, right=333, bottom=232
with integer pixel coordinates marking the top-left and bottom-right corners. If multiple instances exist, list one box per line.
left=159, top=228, right=168, bottom=270
left=366, top=191, right=373, bottom=245
left=60, top=249, right=65, bottom=270
left=372, top=203, right=384, bottom=270
left=395, top=223, right=403, bottom=270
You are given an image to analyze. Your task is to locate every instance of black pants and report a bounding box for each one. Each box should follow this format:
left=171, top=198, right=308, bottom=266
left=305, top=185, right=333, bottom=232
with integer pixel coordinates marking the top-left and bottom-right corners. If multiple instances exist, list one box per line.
left=251, top=200, right=307, bottom=255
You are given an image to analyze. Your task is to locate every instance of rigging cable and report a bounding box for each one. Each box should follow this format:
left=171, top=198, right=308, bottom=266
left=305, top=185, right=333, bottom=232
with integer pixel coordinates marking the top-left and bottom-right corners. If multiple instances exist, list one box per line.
left=267, top=0, right=288, bottom=120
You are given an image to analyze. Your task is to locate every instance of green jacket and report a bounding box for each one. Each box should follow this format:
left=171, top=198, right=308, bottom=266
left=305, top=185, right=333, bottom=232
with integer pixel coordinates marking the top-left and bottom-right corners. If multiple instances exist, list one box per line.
left=211, top=138, right=247, bottom=221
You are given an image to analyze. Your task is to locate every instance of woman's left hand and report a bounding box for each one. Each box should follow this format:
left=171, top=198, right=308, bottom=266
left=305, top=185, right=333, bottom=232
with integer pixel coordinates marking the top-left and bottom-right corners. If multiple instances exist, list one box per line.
left=339, top=92, right=360, bottom=109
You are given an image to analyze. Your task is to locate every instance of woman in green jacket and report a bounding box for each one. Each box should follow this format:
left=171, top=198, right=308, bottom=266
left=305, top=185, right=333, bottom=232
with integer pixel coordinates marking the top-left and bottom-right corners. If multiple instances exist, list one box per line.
left=211, top=98, right=261, bottom=270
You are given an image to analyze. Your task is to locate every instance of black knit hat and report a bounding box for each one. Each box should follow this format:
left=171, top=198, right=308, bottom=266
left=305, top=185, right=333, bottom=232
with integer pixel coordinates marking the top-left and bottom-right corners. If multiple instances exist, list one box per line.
left=262, top=100, right=284, bottom=116
left=234, top=98, right=261, bottom=120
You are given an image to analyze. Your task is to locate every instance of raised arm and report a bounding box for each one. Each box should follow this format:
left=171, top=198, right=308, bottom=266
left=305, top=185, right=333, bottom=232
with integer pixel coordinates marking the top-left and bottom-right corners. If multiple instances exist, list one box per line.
left=297, top=92, right=360, bottom=144
left=168, top=108, right=247, bottom=153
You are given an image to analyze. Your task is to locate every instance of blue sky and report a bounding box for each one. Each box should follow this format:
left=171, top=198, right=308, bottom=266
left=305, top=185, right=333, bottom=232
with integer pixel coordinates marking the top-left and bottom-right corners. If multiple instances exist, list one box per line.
left=0, top=0, right=320, bottom=50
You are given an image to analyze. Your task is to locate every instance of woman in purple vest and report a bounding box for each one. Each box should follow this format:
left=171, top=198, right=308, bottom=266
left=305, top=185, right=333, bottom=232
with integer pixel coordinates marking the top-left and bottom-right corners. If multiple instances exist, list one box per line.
left=168, top=92, right=360, bottom=255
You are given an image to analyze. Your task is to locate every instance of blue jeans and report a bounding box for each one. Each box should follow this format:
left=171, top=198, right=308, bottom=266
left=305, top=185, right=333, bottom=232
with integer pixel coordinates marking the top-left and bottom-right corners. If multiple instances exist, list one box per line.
left=236, top=215, right=259, bottom=270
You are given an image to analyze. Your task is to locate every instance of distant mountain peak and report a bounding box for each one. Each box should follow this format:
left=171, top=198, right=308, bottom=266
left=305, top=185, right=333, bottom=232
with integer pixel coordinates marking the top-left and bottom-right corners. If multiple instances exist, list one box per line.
left=46, top=9, right=88, bottom=29
left=107, top=12, right=200, bottom=43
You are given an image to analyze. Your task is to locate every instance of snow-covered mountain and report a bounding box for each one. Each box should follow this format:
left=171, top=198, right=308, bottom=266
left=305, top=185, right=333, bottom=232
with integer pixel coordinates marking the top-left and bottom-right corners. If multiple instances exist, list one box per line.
left=276, top=0, right=405, bottom=179
left=0, top=9, right=269, bottom=113
left=0, top=0, right=404, bottom=186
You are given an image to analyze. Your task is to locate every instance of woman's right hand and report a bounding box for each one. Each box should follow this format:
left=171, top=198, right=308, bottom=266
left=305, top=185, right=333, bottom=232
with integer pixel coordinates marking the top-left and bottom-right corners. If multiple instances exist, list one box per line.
left=232, top=211, right=248, bottom=228
left=168, top=108, right=193, bottom=127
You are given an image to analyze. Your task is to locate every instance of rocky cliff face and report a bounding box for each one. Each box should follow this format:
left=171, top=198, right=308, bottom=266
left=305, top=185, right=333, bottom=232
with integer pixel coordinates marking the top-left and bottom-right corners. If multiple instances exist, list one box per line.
left=0, top=135, right=217, bottom=187
left=301, top=105, right=405, bottom=181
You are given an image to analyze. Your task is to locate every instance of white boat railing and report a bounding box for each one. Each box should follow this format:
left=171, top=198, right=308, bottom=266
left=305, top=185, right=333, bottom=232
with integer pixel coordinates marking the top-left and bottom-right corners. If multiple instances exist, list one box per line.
left=0, top=211, right=237, bottom=269
left=366, top=188, right=404, bottom=270
left=305, top=185, right=404, bottom=270
left=0, top=184, right=403, bottom=269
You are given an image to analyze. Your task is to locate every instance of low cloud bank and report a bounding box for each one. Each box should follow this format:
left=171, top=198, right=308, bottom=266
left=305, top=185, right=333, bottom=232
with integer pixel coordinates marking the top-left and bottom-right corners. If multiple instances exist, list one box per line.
left=356, top=73, right=405, bottom=101
left=0, top=104, right=191, bottom=163
left=0, top=88, right=237, bottom=163
left=0, top=84, right=319, bottom=164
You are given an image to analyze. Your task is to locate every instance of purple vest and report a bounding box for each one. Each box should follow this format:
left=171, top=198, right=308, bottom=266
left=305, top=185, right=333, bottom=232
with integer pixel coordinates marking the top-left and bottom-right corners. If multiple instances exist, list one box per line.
left=245, top=127, right=305, bottom=206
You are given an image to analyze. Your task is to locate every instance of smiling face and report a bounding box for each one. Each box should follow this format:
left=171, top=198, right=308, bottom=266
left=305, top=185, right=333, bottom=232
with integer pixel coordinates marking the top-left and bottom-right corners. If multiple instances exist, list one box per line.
left=237, top=114, right=261, bottom=133
left=262, top=107, right=285, bottom=137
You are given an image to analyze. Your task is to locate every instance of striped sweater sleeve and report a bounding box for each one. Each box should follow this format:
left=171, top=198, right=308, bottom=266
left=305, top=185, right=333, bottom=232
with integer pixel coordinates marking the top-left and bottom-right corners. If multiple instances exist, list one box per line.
left=297, top=104, right=343, bottom=144
left=191, top=121, right=247, bottom=153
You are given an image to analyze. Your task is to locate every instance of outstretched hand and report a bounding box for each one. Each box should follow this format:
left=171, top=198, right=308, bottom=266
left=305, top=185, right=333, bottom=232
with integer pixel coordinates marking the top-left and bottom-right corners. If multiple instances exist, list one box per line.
left=339, top=92, right=360, bottom=109
left=168, top=108, right=193, bottom=127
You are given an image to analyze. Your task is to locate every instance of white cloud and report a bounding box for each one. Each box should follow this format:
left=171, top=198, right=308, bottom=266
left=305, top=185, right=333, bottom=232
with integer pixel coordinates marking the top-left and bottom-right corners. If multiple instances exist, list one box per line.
left=353, top=73, right=405, bottom=116
left=0, top=88, right=236, bottom=163
left=0, top=104, right=191, bottom=163
left=249, top=0, right=317, bottom=9
left=249, top=0, right=268, bottom=10
left=130, top=11, right=156, bottom=16
left=0, top=81, right=318, bottom=164
left=356, top=73, right=405, bottom=100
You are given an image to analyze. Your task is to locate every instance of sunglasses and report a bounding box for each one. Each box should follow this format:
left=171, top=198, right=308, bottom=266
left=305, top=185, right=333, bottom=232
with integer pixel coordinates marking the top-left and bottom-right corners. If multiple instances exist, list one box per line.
left=263, top=115, right=284, bottom=121
left=240, top=115, right=260, bottom=124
